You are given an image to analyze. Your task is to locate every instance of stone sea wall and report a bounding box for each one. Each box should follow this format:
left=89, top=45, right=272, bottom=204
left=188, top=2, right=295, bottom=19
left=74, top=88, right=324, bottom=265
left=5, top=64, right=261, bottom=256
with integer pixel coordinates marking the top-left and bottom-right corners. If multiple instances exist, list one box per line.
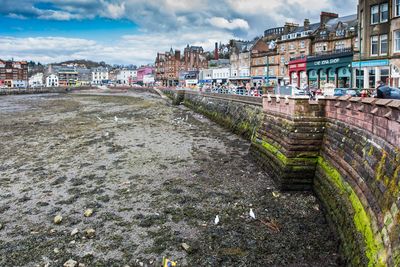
left=0, top=87, right=78, bottom=95
left=253, top=95, right=400, bottom=267
left=315, top=97, right=400, bottom=267
left=159, top=88, right=400, bottom=266
left=161, top=89, right=263, bottom=139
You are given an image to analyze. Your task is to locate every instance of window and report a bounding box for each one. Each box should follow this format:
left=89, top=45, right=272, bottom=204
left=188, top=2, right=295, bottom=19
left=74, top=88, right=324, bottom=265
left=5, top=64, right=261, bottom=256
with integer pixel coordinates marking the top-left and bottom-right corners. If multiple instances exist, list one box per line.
left=371, top=36, right=379, bottom=56
left=300, top=41, right=305, bottom=48
left=380, top=3, right=388, bottom=22
left=281, top=56, right=285, bottom=63
left=395, top=0, right=400, bottom=17
left=394, top=31, right=400, bottom=52
left=335, top=41, right=345, bottom=51
left=381, top=68, right=389, bottom=84
left=369, top=69, right=376, bottom=88
left=371, top=5, right=379, bottom=24
left=380, top=34, right=388, bottom=55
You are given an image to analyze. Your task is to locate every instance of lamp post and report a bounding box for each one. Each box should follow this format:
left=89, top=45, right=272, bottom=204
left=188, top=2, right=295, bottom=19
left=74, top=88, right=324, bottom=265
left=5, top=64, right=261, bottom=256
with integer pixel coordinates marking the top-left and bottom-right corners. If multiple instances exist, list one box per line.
left=266, top=55, right=270, bottom=86
left=358, top=20, right=362, bottom=91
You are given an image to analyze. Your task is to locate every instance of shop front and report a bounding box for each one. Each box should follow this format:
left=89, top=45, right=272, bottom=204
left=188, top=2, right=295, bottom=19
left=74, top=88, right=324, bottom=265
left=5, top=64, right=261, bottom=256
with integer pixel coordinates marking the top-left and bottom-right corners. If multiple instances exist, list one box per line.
left=306, top=52, right=353, bottom=89
left=351, top=59, right=389, bottom=89
left=288, top=58, right=307, bottom=88
left=228, top=76, right=251, bottom=87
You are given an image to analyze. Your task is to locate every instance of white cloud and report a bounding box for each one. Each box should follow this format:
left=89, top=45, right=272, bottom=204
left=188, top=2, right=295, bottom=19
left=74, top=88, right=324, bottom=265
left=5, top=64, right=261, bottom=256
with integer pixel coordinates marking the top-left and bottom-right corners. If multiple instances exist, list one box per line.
left=100, top=0, right=125, bottom=19
left=207, top=17, right=249, bottom=30
left=0, top=29, right=236, bottom=65
left=38, top=10, right=86, bottom=20
left=7, top=13, right=27, bottom=19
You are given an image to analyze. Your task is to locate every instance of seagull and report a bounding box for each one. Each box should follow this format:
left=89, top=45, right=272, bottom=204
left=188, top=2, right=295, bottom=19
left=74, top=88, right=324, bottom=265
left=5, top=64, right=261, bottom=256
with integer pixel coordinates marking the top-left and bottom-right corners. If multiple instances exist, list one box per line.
left=114, top=116, right=119, bottom=122
left=249, top=209, right=256, bottom=220
left=96, top=116, right=103, bottom=121
left=214, top=215, right=220, bottom=225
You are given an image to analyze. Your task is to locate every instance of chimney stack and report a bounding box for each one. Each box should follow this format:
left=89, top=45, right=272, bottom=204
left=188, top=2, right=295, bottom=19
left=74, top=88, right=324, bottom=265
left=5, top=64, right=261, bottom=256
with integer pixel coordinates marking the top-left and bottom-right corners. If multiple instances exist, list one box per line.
left=283, top=22, right=298, bottom=34
left=320, top=11, right=338, bottom=25
left=175, top=50, right=181, bottom=61
left=304, top=19, right=310, bottom=30
left=214, top=42, right=219, bottom=60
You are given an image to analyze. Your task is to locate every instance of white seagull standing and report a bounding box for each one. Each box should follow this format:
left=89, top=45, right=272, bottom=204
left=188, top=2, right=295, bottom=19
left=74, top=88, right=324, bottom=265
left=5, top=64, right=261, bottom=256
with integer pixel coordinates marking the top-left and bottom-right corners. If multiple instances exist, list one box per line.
left=214, top=215, right=220, bottom=225
left=114, top=116, right=119, bottom=122
left=249, top=208, right=256, bottom=220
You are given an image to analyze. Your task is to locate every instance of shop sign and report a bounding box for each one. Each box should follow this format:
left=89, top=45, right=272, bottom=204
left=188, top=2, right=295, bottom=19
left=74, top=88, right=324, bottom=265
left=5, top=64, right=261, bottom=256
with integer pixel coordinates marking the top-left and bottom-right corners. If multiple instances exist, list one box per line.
left=313, top=58, right=341, bottom=66
left=351, top=59, right=389, bottom=68
left=185, top=79, right=198, bottom=84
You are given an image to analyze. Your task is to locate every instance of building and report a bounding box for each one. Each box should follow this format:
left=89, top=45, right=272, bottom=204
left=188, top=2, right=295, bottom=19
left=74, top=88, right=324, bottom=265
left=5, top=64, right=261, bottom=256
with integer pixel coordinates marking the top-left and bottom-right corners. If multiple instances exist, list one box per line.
left=250, top=39, right=280, bottom=87
left=229, top=40, right=254, bottom=86
left=155, top=48, right=181, bottom=86
left=354, top=0, right=396, bottom=88
left=58, top=68, right=78, bottom=87
left=306, top=14, right=358, bottom=89
left=0, top=60, right=28, bottom=88
left=143, top=74, right=155, bottom=86
left=135, top=66, right=154, bottom=85
left=29, top=73, right=44, bottom=88
left=179, top=70, right=199, bottom=87
left=212, top=67, right=230, bottom=84
left=277, top=20, right=320, bottom=85
left=75, top=67, right=91, bottom=86
left=116, top=69, right=137, bottom=85
left=182, top=45, right=208, bottom=71
left=92, top=67, right=109, bottom=85
left=46, top=74, right=59, bottom=87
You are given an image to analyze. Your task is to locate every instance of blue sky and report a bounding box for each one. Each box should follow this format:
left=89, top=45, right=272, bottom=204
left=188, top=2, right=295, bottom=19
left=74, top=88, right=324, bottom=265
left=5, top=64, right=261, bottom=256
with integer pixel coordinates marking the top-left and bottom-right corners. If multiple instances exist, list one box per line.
left=0, top=0, right=357, bottom=65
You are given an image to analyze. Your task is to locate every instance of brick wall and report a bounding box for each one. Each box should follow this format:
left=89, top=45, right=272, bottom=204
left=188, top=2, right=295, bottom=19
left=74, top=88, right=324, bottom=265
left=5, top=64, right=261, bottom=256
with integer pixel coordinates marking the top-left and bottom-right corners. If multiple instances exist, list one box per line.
left=253, top=94, right=400, bottom=266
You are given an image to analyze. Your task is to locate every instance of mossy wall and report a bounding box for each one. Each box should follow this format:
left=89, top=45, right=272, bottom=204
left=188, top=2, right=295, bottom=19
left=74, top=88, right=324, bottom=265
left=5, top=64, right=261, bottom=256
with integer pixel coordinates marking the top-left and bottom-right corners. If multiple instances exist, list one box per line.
left=181, top=91, right=263, bottom=140
left=160, top=90, right=400, bottom=266
left=316, top=119, right=400, bottom=267
left=252, top=96, right=400, bottom=266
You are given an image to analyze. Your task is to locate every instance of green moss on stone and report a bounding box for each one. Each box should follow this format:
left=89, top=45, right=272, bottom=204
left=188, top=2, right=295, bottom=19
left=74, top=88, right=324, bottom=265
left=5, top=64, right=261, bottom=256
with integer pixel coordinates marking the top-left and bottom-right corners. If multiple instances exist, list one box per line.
left=318, top=157, right=386, bottom=267
left=376, top=151, right=387, bottom=181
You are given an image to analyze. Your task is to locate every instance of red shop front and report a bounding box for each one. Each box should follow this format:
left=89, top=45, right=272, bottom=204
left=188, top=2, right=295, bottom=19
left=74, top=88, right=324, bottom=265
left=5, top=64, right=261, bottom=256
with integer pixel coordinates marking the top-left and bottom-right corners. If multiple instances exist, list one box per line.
left=288, top=58, right=307, bottom=88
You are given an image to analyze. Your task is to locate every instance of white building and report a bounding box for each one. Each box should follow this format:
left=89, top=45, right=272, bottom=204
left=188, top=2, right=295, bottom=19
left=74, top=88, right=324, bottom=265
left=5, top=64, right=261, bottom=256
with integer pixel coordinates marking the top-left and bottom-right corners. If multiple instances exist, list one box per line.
left=46, top=74, right=59, bottom=87
left=92, top=68, right=109, bottom=85
left=143, top=74, right=155, bottom=85
left=29, top=73, right=44, bottom=88
left=12, top=80, right=28, bottom=88
left=116, top=69, right=137, bottom=85
left=212, top=67, right=231, bottom=84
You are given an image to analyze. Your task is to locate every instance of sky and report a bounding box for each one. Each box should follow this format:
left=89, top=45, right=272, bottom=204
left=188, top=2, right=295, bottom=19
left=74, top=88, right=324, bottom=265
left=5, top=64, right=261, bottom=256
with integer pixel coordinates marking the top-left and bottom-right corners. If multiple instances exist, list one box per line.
left=0, top=0, right=357, bottom=65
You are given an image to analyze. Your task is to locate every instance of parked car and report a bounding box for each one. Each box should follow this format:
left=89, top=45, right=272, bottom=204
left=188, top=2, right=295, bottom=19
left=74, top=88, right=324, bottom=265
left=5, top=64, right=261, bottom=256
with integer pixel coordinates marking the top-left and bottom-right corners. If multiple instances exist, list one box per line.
left=333, top=88, right=361, bottom=97
left=377, top=86, right=400, bottom=99
left=275, top=85, right=306, bottom=96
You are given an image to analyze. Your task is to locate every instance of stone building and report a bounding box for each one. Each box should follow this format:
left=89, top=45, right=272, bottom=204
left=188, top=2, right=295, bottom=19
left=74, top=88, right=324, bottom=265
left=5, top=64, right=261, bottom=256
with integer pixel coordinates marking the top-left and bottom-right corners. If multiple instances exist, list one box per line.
left=307, top=14, right=358, bottom=89
left=250, top=38, right=280, bottom=87
left=155, top=48, right=181, bottom=87
left=277, top=20, right=319, bottom=85
left=229, top=40, right=254, bottom=86
left=182, top=45, right=208, bottom=71
left=354, top=0, right=400, bottom=88
left=354, top=0, right=389, bottom=88
left=0, top=60, right=28, bottom=88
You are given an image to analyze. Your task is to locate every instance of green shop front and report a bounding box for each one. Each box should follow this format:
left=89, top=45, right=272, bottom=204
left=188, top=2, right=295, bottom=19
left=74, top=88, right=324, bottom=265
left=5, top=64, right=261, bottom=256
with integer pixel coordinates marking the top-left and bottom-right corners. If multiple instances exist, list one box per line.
left=306, top=52, right=353, bottom=89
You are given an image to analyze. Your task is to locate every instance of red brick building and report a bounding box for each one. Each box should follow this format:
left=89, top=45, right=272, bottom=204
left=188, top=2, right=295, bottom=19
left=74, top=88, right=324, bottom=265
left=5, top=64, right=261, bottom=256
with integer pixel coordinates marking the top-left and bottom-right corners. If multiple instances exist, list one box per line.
left=0, top=60, right=28, bottom=88
left=155, top=48, right=181, bottom=86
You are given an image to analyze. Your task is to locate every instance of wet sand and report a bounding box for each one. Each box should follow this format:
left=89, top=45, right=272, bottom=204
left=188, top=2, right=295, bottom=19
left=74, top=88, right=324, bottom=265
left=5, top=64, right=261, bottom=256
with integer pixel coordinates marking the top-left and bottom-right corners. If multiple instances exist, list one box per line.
left=0, top=92, right=341, bottom=266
